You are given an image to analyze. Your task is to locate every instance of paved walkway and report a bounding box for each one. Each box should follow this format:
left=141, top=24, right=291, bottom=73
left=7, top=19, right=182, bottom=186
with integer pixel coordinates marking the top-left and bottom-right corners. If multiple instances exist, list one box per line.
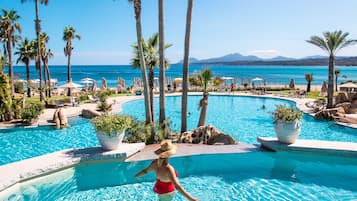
left=126, top=142, right=258, bottom=162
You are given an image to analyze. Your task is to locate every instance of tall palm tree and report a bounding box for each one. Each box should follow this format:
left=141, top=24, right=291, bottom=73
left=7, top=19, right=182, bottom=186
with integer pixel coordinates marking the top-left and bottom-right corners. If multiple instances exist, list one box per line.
left=306, top=31, right=357, bottom=108
left=181, top=0, right=193, bottom=133
left=0, top=9, right=22, bottom=97
left=132, top=33, right=171, bottom=122
left=158, top=0, right=166, bottom=126
left=191, top=68, right=212, bottom=127
left=39, top=32, right=53, bottom=97
left=15, top=38, right=34, bottom=97
left=334, top=69, right=341, bottom=92
left=63, top=26, right=80, bottom=96
left=21, top=0, right=49, bottom=102
left=129, top=0, right=152, bottom=124
left=304, top=73, right=313, bottom=93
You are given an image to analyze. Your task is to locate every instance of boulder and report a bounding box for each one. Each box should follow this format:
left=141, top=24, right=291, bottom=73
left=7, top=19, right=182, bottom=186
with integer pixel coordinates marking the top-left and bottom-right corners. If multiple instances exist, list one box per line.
left=58, top=108, right=68, bottom=127
left=207, top=134, right=236, bottom=145
left=180, top=125, right=236, bottom=145
left=82, top=109, right=101, bottom=118
left=335, top=92, right=349, bottom=105
left=335, top=102, right=351, bottom=113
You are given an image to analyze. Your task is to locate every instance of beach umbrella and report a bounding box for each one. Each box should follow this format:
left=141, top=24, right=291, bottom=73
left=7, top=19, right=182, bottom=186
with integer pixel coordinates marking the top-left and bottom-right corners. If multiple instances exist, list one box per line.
left=58, top=81, right=83, bottom=89
left=81, top=77, right=94, bottom=89
left=289, top=78, right=295, bottom=89
left=102, top=78, right=107, bottom=89
left=241, top=78, right=245, bottom=86
left=173, top=78, right=183, bottom=83
left=252, top=77, right=263, bottom=81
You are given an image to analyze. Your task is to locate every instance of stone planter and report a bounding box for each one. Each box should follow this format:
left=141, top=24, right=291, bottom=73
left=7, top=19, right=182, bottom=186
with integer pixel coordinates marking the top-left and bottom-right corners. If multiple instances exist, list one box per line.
left=95, top=130, right=125, bottom=151
left=274, top=120, right=301, bottom=144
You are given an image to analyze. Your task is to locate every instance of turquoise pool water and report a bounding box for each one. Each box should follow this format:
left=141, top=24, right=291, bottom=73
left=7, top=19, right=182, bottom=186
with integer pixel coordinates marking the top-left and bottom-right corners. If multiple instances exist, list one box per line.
left=2, top=152, right=357, bottom=200
left=0, top=95, right=356, bottom=165
left=122, top=95, right=357, bottom=143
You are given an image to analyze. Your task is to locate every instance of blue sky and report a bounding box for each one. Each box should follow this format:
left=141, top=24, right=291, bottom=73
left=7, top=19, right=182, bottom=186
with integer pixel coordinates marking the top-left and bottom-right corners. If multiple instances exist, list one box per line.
left=2, top=0, right=357, bottom=65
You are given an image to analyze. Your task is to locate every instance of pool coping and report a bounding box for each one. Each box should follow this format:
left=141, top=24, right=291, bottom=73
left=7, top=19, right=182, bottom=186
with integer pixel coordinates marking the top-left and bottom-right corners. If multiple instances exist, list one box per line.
left=0, top=143, right=145, bottom=193
left=257, top=137, right=357, bottom=157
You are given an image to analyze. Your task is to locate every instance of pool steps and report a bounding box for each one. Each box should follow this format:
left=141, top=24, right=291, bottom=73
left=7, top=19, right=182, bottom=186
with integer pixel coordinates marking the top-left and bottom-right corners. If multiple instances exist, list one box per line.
left=0, top=143, right=145, bottom=193
left=257, top=137, right=357, bottom=157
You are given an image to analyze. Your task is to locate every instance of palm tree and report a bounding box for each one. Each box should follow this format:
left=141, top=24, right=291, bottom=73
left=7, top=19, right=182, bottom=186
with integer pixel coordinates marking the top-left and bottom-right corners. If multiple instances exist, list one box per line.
left=181, top=0, right=193, bottom=133
left=190, top=68, right=212, bottom=127
left=15, top=38, right=34, bottom=97
left=129, top=0, right=152, bottom=124
left=334, top=69, right=341, bottom=92
left=132, top=33, right=171, bottom=122
left=0, top=9, right=22, bottom=97
left=63, top=26, right=80, bottom=96
left=39, top=32, right=53, bottom=97
left=21, top=0, right=49, bottom=102
left=306, top=31, right=357, bottom=108
left=158, top=0, right=166, bottom=126
left=304, top=73, right=313, bottom=93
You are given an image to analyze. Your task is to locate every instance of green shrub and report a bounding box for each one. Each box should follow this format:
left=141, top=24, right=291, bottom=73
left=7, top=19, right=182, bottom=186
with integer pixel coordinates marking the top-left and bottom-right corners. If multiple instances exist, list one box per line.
left=22, top=103, right=44, bottom=123
left=91, top=114, right=132, bottom=136
left=271, top=104, right=303, bottom=123
left=14, top=81, right=24, bottom=94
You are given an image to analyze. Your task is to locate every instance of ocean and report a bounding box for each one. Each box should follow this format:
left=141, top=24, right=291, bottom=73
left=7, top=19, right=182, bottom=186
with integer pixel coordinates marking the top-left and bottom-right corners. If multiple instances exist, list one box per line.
left=8, top=64, right=357, bottom=88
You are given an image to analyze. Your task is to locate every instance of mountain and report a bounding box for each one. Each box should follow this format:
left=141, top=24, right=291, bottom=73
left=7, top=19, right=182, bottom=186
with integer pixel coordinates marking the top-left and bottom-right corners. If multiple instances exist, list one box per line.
left=175, top=52, right=357, bottom=66
left=177, top=58, right=200, bottom=64
left=265, top=56, right=295, bottom=61
left=198, top=53, right=260, bottom=63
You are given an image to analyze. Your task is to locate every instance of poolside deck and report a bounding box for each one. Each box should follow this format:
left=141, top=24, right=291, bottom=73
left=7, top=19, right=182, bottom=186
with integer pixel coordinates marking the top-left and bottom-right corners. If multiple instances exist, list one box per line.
left=126, top=143, right=259, bottom=162
left=257, top=137, right=357, bottom=157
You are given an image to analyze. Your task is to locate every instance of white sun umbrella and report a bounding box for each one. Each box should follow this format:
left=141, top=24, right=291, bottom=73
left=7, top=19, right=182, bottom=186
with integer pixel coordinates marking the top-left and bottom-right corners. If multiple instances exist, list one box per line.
left=81, top=77, right=94, bottom=89
left=58, top=81, right=83, bottom=89
left=252, top=77, right=263, bottom=81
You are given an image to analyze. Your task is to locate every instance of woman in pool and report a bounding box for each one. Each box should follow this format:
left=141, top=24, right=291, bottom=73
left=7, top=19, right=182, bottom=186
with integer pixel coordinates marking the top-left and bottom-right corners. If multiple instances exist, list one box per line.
left=135, top=140, right=198, bottom=201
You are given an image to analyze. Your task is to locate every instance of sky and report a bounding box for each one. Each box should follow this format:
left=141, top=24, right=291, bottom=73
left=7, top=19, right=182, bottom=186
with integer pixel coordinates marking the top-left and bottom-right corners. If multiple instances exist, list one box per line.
left=2, top=0, right=357, bottom=65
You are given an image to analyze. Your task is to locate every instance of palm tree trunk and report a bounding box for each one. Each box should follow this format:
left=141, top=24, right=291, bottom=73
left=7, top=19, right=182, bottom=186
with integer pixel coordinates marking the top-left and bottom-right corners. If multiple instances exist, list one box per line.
left=327, top=54, right=334, bottom=109
left=158, top=0, right=166, bottom=125
left=307, top=81, right=311, bottom=92
left=42, top=57, right=47, bottom=97
left=197, top=92, right=208, bottom=127
left=35, top=0, right=43, bottom=101
left=6, top=39, right=14, bottom=97
left=335, top=76, right=338, bottom=92
left=134, top=0, right=152, bottom=124
left=181, top=0, right=193, bottom=134
left=149, top=67, right=154, bottom=122
left=45, top=58, right=51, bottom=97
left=67, top=51, right=72, bottom=96
left=25, top=61, right=31, bottom=97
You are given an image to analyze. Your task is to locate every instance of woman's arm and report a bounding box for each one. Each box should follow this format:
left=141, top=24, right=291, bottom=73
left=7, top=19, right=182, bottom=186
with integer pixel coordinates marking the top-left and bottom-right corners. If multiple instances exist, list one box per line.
left=135, top=160, right=156, bottom=178
left=167, top=166, right=199, bottom=201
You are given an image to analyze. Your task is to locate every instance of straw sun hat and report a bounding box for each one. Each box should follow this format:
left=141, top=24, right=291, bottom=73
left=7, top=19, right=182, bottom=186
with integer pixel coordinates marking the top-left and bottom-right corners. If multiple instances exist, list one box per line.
left=154, top=140, right=177, bottom=158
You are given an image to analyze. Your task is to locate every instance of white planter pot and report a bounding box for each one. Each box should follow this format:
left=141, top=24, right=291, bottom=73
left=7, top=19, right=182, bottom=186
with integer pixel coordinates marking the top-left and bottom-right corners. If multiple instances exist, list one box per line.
left=274, top=120, right=301, bottom=144
left=95, top=130, right=125, bottom=151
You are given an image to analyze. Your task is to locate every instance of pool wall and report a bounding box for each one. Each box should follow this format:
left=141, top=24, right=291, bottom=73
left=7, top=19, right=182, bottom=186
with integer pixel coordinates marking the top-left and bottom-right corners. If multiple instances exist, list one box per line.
left=0, top=143, right=145, bottom=193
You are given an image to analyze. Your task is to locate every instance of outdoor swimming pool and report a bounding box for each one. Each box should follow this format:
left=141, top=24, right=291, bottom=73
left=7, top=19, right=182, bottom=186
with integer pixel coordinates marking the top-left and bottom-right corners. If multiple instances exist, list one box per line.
left=2, top=152, right=357, bottom=200
left=0, top=95, right=356, bottom=165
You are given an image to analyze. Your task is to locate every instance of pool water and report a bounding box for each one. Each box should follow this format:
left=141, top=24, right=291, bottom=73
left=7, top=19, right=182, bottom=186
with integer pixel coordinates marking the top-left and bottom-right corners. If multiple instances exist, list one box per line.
left=0, top=95, right=356, bottom=165
left=2, top=152, right=357, bottom=201
left=122, top=95, right=357, bottom=143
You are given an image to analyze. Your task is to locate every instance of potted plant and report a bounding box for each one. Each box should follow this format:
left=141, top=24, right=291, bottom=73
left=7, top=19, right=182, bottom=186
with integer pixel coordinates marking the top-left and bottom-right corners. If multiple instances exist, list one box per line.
left=271, top=104, right=303, bottom=144
left=91, top=114, right=132, bottom=150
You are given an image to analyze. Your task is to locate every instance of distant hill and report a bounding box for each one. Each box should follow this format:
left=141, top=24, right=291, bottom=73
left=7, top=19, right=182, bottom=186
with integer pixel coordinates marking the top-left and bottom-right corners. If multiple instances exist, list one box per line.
left=176, top=53, right=357, bottom=66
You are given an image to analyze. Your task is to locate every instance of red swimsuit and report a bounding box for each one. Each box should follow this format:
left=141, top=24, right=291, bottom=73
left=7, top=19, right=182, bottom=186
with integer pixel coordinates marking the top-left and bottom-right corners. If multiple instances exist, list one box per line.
left=153, top=170, right=178, bottom=194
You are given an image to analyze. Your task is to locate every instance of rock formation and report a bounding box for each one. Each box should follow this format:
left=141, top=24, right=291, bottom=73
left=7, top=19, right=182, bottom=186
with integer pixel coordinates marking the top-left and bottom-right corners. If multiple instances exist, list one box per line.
left=180, top=124, right=236, bottom=145
left=53, top=108, right=68, bottom=129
